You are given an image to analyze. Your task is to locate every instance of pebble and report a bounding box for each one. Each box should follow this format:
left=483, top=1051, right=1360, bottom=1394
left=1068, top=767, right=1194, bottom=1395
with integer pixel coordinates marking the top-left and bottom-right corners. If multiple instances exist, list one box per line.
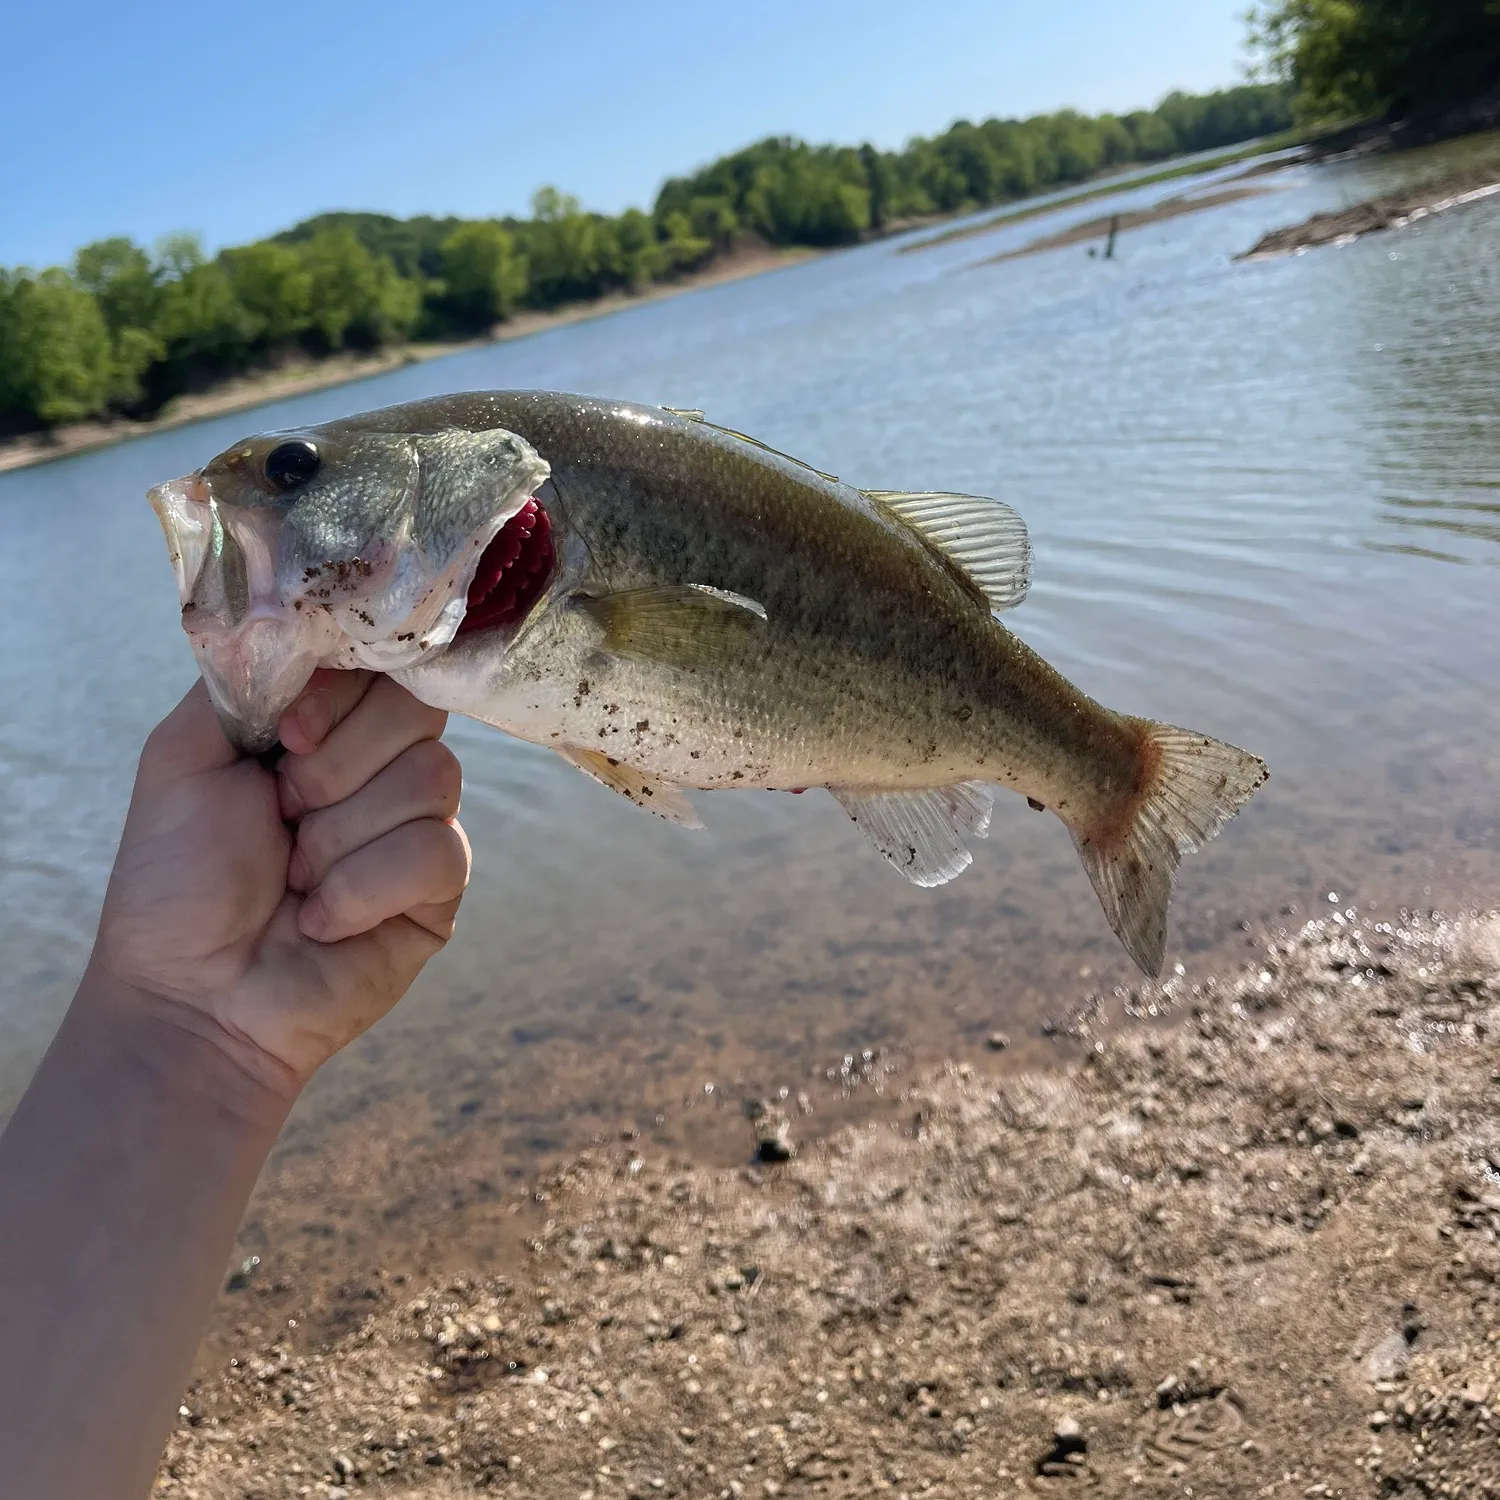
left=986, top=1032, right=1012, bottom=1051
left=754, top=1117, right=795, bottom=1163
left=225, top=1255, right=261, bottom=1292
left=1363, top=1331, right=1411, bottom=1383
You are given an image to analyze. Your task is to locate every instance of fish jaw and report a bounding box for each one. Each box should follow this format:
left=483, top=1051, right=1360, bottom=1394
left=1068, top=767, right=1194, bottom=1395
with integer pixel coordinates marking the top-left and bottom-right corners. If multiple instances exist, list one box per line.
left=150, top=474, right=346, bottom=751
left=148, top=426, right=552, bottom=753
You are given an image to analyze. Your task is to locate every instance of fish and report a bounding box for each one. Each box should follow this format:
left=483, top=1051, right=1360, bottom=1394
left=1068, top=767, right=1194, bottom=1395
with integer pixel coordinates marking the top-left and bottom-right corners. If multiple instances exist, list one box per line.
left=148, top=390, right=1268, bottom=976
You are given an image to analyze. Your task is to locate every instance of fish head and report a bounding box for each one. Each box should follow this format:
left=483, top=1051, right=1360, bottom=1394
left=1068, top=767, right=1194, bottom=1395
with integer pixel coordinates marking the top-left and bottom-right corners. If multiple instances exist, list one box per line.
left=149, top=420, right=550, bottom=752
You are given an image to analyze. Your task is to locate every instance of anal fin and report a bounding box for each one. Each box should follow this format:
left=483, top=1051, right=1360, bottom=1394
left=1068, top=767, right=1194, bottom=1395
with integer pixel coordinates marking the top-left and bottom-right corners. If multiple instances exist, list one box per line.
left=557, top=746, right=704, bottom=828
left=829, top=782, right=993, bottom=888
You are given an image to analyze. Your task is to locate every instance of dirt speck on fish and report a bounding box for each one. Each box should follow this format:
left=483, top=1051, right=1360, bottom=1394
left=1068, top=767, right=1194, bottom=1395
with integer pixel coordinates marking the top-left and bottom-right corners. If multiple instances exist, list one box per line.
left=148, top=391, right=1268, bottom=976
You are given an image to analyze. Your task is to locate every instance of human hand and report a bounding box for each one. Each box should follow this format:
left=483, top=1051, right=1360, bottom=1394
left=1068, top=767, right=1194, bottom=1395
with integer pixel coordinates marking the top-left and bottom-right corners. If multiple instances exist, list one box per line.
left=93, top=671, right=471, bottom=1099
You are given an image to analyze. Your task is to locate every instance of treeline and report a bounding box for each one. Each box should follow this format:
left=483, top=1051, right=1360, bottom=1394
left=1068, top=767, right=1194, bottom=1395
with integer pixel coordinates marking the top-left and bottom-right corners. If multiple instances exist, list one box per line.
left=1251, top=0, right=1500, bottom=122
left=0, top=82, right=1290, bottom=435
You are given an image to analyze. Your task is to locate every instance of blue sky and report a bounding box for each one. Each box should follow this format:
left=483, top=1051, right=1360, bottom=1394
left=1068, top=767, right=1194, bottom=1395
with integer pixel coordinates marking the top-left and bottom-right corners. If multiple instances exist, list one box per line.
left=3, top=0, right=1257, bottom=269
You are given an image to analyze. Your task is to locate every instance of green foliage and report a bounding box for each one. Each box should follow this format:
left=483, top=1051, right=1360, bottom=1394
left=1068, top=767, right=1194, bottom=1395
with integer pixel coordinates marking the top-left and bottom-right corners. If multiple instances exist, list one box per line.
left=73, top=239, right=164, bottom=405
left=652, top=84, right=1291, bottom=242
left=221, top=241, right=313, bottom=348
left=3, top=269, right=115, bottom=424
left=0, top=81, right=1295, bottom=436
left=299, top=228, right=420, bottom=350
left=436, top=221, right=528, bottom=333
left=1248, top=0, right=1500, bottom=121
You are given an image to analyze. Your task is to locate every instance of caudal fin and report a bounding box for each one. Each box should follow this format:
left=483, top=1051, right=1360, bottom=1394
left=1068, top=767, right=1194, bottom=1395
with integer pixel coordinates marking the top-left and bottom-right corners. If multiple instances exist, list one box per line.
left=1071, top=724, right=1268, bottom=978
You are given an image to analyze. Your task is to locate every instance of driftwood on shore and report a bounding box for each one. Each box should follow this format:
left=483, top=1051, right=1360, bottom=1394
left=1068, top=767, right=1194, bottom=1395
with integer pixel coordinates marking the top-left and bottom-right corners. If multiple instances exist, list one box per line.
left=1241, top=162, right=1500, bottom=259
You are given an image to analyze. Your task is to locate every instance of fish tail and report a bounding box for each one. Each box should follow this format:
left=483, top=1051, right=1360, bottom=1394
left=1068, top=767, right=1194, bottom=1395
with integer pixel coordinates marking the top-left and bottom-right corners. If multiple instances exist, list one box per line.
left=1068, top=722, right=1268, bottom=978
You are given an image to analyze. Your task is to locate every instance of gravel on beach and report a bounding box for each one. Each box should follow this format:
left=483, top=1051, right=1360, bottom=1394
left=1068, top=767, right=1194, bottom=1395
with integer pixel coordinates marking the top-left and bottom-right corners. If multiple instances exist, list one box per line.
left=155, top=906, right=1500, bottom=1499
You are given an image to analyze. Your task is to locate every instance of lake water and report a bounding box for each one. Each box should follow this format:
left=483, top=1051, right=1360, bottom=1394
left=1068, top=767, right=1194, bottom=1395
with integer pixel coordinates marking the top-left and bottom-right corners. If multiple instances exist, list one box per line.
left=3, top=137, right=1499, bottom=1175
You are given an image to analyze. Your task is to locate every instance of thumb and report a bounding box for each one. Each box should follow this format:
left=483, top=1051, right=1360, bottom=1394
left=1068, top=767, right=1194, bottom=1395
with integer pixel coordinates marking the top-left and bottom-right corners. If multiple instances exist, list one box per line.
left=138, top=679, right=241, bottom=785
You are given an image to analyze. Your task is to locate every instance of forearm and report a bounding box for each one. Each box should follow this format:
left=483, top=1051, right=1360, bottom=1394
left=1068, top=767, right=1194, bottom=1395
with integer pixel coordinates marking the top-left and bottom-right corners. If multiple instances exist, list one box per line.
left=0, top=967, right=294, bottom=1500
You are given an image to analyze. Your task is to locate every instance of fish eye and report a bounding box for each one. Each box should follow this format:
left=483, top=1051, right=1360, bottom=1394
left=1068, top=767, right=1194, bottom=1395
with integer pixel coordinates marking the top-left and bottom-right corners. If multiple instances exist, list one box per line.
left=264, top=439, right=321, bottom=492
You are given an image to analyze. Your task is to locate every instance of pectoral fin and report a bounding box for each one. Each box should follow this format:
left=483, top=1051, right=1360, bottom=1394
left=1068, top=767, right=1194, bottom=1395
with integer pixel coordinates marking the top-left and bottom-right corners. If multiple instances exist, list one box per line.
left=557, top=746, right=704, bottom=828
left=829, top=782, right=994, bottom=888
left=574, top=585, right=767, bottom=671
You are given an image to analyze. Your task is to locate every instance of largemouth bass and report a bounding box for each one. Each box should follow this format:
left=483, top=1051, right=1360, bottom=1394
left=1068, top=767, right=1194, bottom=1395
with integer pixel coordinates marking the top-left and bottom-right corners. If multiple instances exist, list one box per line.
left=148, top=391, right=1268, bottom=976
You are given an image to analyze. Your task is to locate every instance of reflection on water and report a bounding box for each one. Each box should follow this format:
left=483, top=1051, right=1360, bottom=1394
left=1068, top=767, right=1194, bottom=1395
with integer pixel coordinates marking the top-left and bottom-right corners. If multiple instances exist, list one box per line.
left=2, top=134, right=1499, bottom=1178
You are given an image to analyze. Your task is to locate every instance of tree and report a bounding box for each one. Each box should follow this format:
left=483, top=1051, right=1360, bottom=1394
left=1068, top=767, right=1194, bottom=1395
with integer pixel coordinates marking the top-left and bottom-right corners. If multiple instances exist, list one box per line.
left=6, top=269, right=114, bottom=424
left=438, top=221, right=528, bottom=330
left=73, top=238, right=164, bottom=406
left=614, top=208, right=666, bottom=288
left=658, top=212, right=712, bottom=273
left=0, top=271, right=25, bottom=425
left=523, top=188, right=618, bottom=304
left=1248, top=0, right=1500, bottom=120
left=221, top=241, right=313, bottom=348
left=155, top=258, right=257, bottom=377
left=298, top=228, right=417, bottom=349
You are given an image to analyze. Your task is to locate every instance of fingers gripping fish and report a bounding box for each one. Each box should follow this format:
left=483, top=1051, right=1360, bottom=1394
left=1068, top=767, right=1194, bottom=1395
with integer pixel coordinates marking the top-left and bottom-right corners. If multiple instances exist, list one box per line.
left=148, top=391, right=1267, bottom=977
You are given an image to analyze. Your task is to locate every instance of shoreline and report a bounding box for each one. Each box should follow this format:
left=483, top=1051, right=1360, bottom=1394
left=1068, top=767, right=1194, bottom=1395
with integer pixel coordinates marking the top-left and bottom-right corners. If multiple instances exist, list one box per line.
left=156, top=903, right=1500, bottom=1498
left=0, top=244, right=818, bottom=477
left=901, top=136, right=1305, bottom=255
left=1241, top=158, right=1500, bottom=259
left=979, top=183, right=1273, bottom=265
left=0, top=145, right=1310, bottom=479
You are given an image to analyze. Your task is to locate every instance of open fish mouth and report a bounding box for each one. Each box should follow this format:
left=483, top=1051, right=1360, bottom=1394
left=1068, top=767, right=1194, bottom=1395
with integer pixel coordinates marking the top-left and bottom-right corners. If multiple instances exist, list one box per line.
left=455, top=496, right=556, bottom=637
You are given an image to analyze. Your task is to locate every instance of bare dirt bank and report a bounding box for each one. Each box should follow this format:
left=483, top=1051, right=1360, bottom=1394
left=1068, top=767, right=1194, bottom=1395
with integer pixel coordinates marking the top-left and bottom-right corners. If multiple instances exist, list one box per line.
left=154, top=905, right=1500, bottom=1498
left=1241, top=162, right=1500, bottom=259
left=0, top=244, right=815, bottom=477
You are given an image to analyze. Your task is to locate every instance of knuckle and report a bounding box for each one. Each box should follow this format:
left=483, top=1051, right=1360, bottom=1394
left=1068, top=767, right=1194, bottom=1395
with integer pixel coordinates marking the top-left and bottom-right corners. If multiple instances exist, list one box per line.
left=315, top=863, right=359, bottom=924
left=280, top=758, right=325, bottom=810
left=293, top=808, right=335, bottom=875
left=420, top=819, right=471, bottom=898
left=405, top=739, right=462, bottom=810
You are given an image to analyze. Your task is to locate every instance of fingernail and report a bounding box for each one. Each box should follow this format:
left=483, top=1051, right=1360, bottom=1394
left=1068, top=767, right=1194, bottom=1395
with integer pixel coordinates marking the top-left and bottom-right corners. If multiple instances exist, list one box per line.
left=294, top=690, right=334, bottom=747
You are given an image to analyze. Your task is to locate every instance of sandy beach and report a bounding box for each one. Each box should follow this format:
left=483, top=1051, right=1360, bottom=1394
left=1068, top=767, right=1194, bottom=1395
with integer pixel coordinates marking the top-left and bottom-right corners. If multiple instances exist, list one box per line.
left=150, top=903, right=1500, bottom=1499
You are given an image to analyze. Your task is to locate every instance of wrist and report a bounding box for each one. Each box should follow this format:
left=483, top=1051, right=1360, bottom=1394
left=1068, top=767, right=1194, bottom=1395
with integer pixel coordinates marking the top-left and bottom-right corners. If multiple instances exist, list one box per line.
left=73, top=963, right=302, bottom=1135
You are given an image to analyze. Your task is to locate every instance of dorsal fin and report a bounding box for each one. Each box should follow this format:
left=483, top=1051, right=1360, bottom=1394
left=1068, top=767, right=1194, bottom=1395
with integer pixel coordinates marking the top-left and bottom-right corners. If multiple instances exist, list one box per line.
left=661, top=407, right=841, bottom=484
left=865, top=490, right=1032, bottom=615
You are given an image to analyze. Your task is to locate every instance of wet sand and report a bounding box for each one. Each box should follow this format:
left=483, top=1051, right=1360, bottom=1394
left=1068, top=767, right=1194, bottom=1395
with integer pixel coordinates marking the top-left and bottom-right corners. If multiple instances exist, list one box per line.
left=154, top=904, right=1500, bottom=1498
left=0, top=244, right=816, bottom=476
left=1241, top=161, right=1500, bottom=259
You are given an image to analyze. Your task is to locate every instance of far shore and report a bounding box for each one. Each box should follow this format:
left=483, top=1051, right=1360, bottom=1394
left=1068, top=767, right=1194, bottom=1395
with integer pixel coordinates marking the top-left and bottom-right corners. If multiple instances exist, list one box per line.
left=0, top=147, right=1310, bottom=479
left=0, top=242, right=818, bottom=477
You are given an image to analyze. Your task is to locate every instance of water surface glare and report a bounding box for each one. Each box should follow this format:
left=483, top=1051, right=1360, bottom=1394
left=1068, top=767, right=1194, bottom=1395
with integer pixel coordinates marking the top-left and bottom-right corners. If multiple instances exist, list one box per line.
left=3, top=138, right=1499, bottom=1167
